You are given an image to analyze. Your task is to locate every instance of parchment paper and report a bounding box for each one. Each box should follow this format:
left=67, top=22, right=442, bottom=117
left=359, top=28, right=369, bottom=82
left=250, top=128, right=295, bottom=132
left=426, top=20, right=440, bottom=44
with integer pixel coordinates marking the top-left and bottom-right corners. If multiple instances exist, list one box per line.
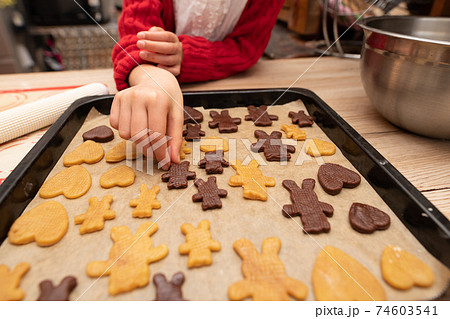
left=0, top=100, right=448, bottom=300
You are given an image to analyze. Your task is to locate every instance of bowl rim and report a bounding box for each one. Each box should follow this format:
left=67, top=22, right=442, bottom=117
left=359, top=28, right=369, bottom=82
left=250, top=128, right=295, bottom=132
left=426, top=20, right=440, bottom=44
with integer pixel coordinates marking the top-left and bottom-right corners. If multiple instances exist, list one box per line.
left=358, top=16, right=450, bottom=46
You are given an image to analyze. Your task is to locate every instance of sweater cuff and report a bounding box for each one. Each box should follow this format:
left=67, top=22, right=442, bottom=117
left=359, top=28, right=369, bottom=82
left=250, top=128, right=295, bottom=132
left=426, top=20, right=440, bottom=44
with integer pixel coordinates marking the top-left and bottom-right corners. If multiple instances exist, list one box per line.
left=113, top=35, right=145, bottom=91
left=177, top=35, right=215, bottom=83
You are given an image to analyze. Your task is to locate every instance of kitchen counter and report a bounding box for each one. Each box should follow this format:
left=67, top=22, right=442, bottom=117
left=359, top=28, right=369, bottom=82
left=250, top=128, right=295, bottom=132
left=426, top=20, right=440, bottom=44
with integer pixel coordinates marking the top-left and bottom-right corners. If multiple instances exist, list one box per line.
left=0, top=57, right=449, bottom=220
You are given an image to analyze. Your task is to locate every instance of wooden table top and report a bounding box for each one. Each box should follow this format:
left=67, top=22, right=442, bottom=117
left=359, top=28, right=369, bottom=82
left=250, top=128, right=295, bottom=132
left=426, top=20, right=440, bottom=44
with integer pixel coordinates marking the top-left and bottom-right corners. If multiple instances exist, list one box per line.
left=0, top=57, right=449, bottom=219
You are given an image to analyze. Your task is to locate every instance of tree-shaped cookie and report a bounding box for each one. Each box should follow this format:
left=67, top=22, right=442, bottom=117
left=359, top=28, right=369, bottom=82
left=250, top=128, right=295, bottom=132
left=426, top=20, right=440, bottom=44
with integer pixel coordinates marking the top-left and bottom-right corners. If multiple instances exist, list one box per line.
left=161, top=161, right=196, bottom=189
left=183, top=124, right=205, bottom=141
left=288, top=110, right=314, bottom=127
left=178, top=220, right=221, bottom=268
left=245, top=105, right=279, bottom=126
left=198, top=150, right=229, bottom=174
left=208, top=110, right=241, bottom=133
left=74, top=195, right=115, bottom=234
left=192, top=177, right=228, bottom=210
left=229, top=160, right=275, bottom=201
left=0, top=262, right=30, bottom=301
left=282, top=179, right=334, bottom=234
left=251, top=130, right=296, bottom=161
left=37, top=276, right=77, bottom=301
left=228, top=238, right=307, bottom=301
left=183, top=106, right=203, bottom=124
left=86, top=222, right=168, bottom=295
left=153, top=272, right=188, bottom=301
left=129, top=184, right=161, bottom=218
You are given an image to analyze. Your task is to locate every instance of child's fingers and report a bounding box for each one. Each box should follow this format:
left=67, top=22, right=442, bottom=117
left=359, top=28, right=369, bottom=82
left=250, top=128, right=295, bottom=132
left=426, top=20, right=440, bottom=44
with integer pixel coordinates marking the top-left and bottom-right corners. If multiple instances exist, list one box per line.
left=139, top=51, right=179, bottom=66
left=166, top=106, right=184, bottom=164
left=148, top=26, right=164, bottom=32
left=130, top=102, right=148, bottom=141
left=137, top=40, right=179, bottom=55
left=137, top=30, right=178, bottom=43
left=118, top=101, right=132, bottom=140
left=110, top=95, right=121, bottom=129
left=146, top=98, right=171, bottom=170
left=156, top=64, right=181, bottom=77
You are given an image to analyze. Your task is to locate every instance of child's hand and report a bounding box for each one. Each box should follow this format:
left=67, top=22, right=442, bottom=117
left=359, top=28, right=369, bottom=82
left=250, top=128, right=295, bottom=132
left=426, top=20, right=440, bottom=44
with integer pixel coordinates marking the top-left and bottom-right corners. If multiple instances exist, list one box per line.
left=110, top=65, right=184, bottom=170
left=137, top=27, right=183, bottom=77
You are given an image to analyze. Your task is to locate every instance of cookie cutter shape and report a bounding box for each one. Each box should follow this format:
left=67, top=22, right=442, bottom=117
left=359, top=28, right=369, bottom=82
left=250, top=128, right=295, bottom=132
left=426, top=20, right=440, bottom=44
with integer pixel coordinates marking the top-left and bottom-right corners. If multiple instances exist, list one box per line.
left=199, top=136, right=229, bottom=152
left=63, top=140, right=104, bottom=166
left=153, top=272, right=188, bottom=301
left=282, top=179, right=334, bottom=234
left=208, top=110, right=241, bottom=133
left=229, top=160, right=275, bottom=201
left=349, top=203, right=390, bottom=234
left=179, top=140, right=191, bottom=160
left=281, top=124, right=306, bottom=141
left=86, top=222, right=168, bottom=295
left=251, top=130, right=296, bottom=161
left=288, top=110, right=314, bottom=127
left=74, top=195, right=115, bottom=234
left=381, top=245, right=434, bottom=290
left=0, top=262, right=30, bottom=301
left=183, top=106, right=203, bottom=124
left=245, top=105, right=278, bottom=126
left=37, top=276, right=77, bottom=301
left=178, top=220, right=221, bottom=268
left=8, top=201, right=68, bottom=246
left=192, top=177, right=228, bottom=210
left=39, top=165, right=91, bottom=199
left=305, top=138, right=336, bottom=157
left=318, top=163, right=361, bottom=195
left=100, top=165, right=135, bottom=188
left=228, top=237, right=307, bottom=301
left=198, top=150, right=229, bottom=174
left=82, top=125, right=114, bottom=143
left=313, top=246, right=386, bottom=300
left=105, top=140, right=141, bottom=163
left=129, top=184, right=161, bottom=218
left=183, top=124, right=205, bottom=141
left=161, top=161, right=196, bottom=189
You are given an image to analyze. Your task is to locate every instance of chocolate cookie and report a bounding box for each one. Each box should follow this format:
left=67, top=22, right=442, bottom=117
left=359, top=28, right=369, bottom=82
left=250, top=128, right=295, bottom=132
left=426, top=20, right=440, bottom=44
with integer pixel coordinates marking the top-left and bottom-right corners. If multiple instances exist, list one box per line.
left=251, top=130, right=295, bottom=161
left=183, top=124, right=205, bottom=141
left=82, top=125, right=114, bottom=143
left=288, top=110, right=314, bottom=127
left=245, top=105, right=278, bottom=126
left=37, top=276, right=77, bottom=301
left=349, top=203, right=390, bottom=234
left=318, top=163, right=361, bottom=195
left=282, top=179, right=334, bottom=234
left=192, top=176, right=228, bottom=210
left=208, top=110, right=241, bottom=133
left=153, top=272, right=187, bottom=301
left=198, top=150, right=229, bottom=174
left=161, top=161, right=196, bottom=189
left=183, top=106, right=203, bottom=124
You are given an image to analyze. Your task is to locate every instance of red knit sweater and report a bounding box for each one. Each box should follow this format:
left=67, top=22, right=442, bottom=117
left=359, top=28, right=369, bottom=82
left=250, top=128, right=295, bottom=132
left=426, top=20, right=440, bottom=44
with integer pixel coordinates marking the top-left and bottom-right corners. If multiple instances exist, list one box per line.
left=112, top=0, right=284, bottom=90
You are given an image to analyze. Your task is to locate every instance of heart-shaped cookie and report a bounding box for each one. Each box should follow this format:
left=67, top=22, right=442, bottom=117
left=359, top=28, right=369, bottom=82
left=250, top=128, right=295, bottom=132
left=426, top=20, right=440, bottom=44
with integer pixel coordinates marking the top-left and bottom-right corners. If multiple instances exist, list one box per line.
left=8, top=201, right=68, bottom=246
left=313, top=246, right=385, bottom=300
left=105, top=140, right=141, bottom=163
left=318, top=163, right=361, bottom=195
left=305, top=138, right=336, bottom=157
left=82, top=125, right=114, bottom=143
left=381, top=245, right=434, bottom=290
left=39, top=165, right=91, bottom=199
left=63, top=140, right=104, bottom=166
left=100, top=165, right=135, bottom=188
left=349, top=203, right=390, bottom=233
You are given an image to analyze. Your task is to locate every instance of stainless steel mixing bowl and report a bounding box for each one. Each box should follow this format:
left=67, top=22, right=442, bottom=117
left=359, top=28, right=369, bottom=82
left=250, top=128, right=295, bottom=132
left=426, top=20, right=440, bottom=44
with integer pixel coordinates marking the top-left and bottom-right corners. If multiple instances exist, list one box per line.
left=359, top=16, right=450, bottom=139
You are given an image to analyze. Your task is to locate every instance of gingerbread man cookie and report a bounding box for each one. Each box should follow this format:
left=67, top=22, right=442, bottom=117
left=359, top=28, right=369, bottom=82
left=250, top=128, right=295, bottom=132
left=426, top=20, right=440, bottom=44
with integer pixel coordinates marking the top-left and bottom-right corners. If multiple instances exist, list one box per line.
left=74, top=195, right=115, bottom=234
left=86, top=222, right=168, bottom=295
left=8, top=201, right=68, bottom=246
left=63, top=140, right=104, bottom=166
left=244, top=105, right=278, bottom=126
left=178, top=220, right=221, bottom=268
left=229, top=160, right=275, bottom=201
left=153, top=272, right=188, bottom=301
left=198, top=150, right=229, bottom=174
left=208, top=110, right=241, bottom=133
left=281, top=124, right=306, bottom=141
left=0, top=262, right=30, bottom=301
left=37, top=276, right=77, bottom=301
left=251, top=130, right=296, bottom=161
left=199, top=136, right=229, bottom=152
left=183, top=124, right=205, bottom=141
left=161, top=161, right=196, bottom=189
left=288, top=110, right=314, bottom=127
left=192, top=177, right=228, bottom=210
left=228, top=237, right=307, bottom=301
left=100, top=165, right=135, bottom=188
left=282, top=179, right=334, bottom=234
left=39, top=165, right=91, bottom=199
left=129, top=184, right=161, bottom=218
left=179, top=140, right=191, bottom=160
left=183, top=106, right=203, bottom=124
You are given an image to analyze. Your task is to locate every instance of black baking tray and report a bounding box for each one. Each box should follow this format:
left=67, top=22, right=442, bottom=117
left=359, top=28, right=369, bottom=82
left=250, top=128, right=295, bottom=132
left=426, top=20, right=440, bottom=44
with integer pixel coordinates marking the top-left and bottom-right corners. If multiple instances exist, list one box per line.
left=0, top=88, right=449, bottom=268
